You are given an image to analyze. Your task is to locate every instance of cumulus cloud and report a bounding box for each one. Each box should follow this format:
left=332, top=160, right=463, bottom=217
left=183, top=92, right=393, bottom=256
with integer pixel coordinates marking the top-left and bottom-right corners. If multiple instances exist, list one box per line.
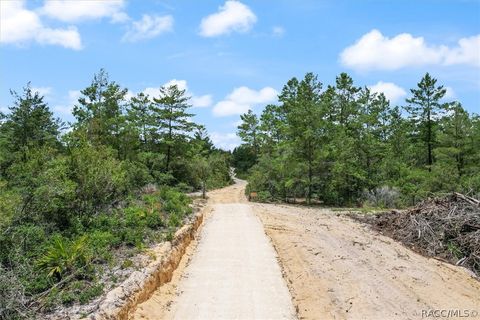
left=122, top=15, right=173, bottom=42
left=0, top=1, right=82, bottom=50
left=340, top=29, right=480, bottom=71
left=52, top=90, right=82, bottom=116
left=141, top=79, right=212, bottom=108
left=40, top=0, right=127, bottom=23
left=68, top=90, right=82, bottom=104
left=31, top=86, right=52, bottom=97
left=163, top=79, right=187, bottom=91
left=210, top=132, right=241, bottom=151
left=199, top=1, right=257, bottom=37
left=191, top=95, right=213, bottom=108
left=444, top=86, right=456, bottom=99
left=213, top=86, right=277, bottom=117
left=368, top=81, right=407, bottom=104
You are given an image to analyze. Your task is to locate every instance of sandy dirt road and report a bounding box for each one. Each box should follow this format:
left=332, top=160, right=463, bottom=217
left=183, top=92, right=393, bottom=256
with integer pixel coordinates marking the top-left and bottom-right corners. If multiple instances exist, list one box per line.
left=132, top=181, right=295, bottom=319
left=132, top=180, right=480, bottom=320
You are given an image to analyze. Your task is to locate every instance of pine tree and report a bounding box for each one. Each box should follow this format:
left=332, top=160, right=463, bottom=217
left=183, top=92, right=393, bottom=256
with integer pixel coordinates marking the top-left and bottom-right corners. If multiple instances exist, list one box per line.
left=128, top=92, right=153, bottom=147
left=151, top=84, right=197, bottom=172
left=73, top=69, right=128, bottom=157
left=279, top=73, right=323, bottom=204
left=0, top=84, right=61, bottom=164
left=237, top=109, right=260, bottom=156
left=405, top=73, right=447, bottom=171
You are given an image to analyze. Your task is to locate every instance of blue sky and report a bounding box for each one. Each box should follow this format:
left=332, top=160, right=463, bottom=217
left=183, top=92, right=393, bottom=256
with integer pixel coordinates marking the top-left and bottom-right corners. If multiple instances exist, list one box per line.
left=1, top=0, right=479, bottom=150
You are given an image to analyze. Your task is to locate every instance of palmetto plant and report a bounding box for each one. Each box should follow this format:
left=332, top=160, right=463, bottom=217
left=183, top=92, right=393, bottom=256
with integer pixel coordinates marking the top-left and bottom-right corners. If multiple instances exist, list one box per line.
left=37, top=235, right=89, bottom=279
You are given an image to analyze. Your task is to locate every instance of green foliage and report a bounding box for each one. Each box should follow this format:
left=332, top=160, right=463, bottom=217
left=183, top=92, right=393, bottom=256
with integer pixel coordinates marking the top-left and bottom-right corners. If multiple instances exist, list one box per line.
left=37, top=235, right=90, bottom=279
left=237, top=72, right=480, bottom=207
left=69, top=142, right=128, bottom=215
left=237, top=109, right=260, bottom=156
left=0, top=70, right=231, bottom=318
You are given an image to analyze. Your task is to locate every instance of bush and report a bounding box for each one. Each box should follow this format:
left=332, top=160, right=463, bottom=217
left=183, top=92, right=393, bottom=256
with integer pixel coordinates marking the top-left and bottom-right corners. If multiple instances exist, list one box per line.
left=78, top=283, right=103, bottom=304
left=159, top=187, right=192, bottom=216
left=168, top=213, right=181, bottom=228
left=256, top=190, right=273, bottom=202
left=37, top=235, right=90, bottom=279
left=0, top=181, right=21, bottom=230
left=88, top=231, right=119, bottom=262
left=70, top=144, right=128, bottom=215
left=363, top=186, right=400, bottom=208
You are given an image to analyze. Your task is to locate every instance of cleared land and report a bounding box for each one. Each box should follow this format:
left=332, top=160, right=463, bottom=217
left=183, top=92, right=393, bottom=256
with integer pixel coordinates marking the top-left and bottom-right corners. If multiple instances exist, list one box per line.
left=254, top=203, right=480, bottom=320
left=132, top=181, right=480, bottom=320
left=132, top=181, right=295, bottom=319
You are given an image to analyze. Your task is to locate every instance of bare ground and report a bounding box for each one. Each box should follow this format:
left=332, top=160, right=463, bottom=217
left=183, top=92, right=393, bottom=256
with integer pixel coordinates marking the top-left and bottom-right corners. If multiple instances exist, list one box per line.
left=132, top=180, right=295, bottom=319
left=131, top=181, right=480, bottom=319
left=253, top=203, right=480, bottom=320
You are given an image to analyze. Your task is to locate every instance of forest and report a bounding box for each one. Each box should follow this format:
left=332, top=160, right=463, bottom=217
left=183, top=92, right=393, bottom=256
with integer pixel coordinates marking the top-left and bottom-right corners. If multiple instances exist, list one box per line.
left=233, top=72, right=480, bottom=207
left=0, top=70, right=232, bottom=318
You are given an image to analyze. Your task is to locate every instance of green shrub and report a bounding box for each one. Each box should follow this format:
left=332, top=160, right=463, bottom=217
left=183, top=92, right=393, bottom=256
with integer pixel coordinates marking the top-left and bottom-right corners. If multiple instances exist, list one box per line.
left=78, top=283, right=104, bottom=304
left=88, top=231, right=118, bottom=262
left=37, top=235, right=90, bottom=279
left=120, top=228, right=143, bottom=247
left=256, top=190, right=273, bottom=202
left=165, top=231, right=174, bottom=242
left=146, top=212, right=164, bottom=229
left=159, top=187, right=192, bottom=216
left=168, top=213, right=181, bottom=228
left=70, top=144, right=128, bottom=215
left=124, top=206, right=147, bottom=228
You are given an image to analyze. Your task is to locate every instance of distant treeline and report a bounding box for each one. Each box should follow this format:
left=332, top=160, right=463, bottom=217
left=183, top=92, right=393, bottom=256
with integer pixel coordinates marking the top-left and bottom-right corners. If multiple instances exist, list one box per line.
left=233, top=72, right=480, bottom=207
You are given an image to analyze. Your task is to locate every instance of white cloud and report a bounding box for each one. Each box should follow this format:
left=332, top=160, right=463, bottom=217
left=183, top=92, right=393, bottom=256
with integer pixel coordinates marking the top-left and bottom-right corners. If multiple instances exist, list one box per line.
left=40, top=0, right=127, bottom=23
left=122, top=14, right=173, bottom=42
left=143, top=87, right=160, bottom=98
left=213, top=86, right=277, bottom=117
left=163, top=79, right=188, bottom=92
left=68, top=90, right=82, bottom=104
left=444, top=86, right=456, bottom=99
left=141, top=80, right=212, bottom=108
left=36, top=27, right=82, bottom=49
left=369, top=81, right=407, bottom=104
left=210, top=132, right=241, bottom=150
left=31, top=86, right=52, bottom=97
left=53, top=90, right=82, bottom=116
left=191, top=95, right=213, bottom=108
left=272, top=26, right=285, bottom=37
left=0, top=1, right=82, bottom=50
left=443, top=35, right=480, bottom=66
left=340, top=29, right=480, bottom=71
left=199, top=1, right=257, bottom=37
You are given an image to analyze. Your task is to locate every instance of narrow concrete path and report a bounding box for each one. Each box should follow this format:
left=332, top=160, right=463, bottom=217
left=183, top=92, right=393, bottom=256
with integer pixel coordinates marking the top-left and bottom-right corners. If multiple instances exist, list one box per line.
left=165, top=203, right=295, bottom=319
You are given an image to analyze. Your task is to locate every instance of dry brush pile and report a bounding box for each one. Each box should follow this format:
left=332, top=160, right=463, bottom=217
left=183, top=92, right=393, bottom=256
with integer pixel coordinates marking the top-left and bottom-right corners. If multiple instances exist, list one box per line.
left=356, top=193, right=480, bottom=277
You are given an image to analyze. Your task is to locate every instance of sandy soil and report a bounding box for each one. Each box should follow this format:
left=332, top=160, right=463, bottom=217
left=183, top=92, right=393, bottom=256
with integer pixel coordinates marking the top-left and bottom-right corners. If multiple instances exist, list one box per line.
left=132, top=180, right=480, bottom=320
left=253, top=203, right=480, bottom=320
left=132, top=180, right=295, bottom=319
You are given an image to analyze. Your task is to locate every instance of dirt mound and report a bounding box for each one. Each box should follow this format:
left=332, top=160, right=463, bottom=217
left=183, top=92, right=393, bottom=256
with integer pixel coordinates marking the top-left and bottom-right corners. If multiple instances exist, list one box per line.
left=359, top=193, right=480, bottom=277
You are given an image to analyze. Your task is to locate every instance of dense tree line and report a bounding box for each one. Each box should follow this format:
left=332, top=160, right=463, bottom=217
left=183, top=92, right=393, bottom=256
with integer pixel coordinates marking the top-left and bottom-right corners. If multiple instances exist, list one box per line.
left=234, top=72, right=480, bottom=207
left=0, top=70, right=231, bottom=318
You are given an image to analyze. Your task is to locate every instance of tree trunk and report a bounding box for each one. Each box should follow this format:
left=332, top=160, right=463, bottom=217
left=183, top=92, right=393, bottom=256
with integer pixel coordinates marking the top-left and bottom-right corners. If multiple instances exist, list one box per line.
left=427, top=106, right=432, bottom=171
left=166, top=116, right=172, bottom=172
